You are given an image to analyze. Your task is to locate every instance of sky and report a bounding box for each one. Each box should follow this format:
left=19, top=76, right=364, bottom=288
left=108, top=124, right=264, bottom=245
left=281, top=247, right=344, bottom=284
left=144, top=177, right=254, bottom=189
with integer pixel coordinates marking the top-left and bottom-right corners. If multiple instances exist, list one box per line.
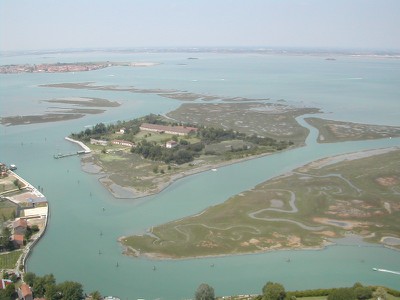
left=1, top=0, right=400, bottom=51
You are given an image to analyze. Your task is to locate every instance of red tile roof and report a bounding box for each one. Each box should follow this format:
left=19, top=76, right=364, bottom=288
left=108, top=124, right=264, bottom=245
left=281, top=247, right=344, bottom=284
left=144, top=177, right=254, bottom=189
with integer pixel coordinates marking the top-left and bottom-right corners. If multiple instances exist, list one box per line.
left=20, top=283, right=32, bottom=297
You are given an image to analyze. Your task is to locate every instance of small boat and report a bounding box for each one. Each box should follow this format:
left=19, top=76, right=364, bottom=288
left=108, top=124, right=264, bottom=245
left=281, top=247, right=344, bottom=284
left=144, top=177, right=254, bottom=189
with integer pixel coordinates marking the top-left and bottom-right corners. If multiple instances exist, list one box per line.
left=153, top=266, right=156, bottom=271
left=211, top=168, right=217, bottom=172
left=9, top=164, right=17, bottom=170
left=372, top=268, right=378, bottom=271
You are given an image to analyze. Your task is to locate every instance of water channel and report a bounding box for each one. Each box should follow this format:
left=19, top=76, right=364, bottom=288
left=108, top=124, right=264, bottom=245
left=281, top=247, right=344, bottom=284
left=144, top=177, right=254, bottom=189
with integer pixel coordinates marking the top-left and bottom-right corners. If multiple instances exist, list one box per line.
left=1, top=52, right=399, bottom=299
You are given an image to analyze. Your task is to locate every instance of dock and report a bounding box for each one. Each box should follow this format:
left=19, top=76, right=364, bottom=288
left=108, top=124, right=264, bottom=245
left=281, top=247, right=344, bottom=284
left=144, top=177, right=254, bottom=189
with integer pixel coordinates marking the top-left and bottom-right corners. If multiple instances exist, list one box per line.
left=54, top=151, right=87, bottom=159
left=54, top=137, right=91, bottom=159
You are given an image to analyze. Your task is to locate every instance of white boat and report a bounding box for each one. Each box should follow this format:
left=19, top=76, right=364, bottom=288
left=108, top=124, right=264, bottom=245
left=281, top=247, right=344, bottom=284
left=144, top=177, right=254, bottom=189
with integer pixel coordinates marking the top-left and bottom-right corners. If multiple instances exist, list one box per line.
left=9, top=164, right=17, bottom=170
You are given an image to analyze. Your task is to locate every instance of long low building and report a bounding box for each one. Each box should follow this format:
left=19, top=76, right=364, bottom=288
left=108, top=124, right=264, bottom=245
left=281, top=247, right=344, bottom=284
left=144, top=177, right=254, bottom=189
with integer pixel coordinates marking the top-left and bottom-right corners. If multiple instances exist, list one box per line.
left=140, top=123, right=198, bottom=136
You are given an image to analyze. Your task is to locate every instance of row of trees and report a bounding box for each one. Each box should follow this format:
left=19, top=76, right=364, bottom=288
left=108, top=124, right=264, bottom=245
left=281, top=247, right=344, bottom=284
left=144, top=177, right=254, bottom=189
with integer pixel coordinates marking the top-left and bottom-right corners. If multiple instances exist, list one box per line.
left=132, top=139, right=204, bottom=165
left=70, top=114, right=293, bottom=154
left=23, top=273, right=87, bottom=300
left=195, top=281, right=396, bottom=300
left=70, top=114, right=180, bottom=142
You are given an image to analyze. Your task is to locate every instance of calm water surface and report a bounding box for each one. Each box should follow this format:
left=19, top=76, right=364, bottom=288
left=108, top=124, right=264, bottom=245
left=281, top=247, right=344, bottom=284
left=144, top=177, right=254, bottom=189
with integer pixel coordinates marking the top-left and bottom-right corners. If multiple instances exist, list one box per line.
left=1, top=52, right=399, bottom=299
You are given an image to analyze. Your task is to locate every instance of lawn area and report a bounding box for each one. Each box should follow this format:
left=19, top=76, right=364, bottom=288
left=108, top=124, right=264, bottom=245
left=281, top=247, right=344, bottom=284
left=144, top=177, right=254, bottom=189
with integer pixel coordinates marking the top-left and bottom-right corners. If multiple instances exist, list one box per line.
left=0, top=250, right=22, bottom=269
left=0, top=199, right=17, bottom=221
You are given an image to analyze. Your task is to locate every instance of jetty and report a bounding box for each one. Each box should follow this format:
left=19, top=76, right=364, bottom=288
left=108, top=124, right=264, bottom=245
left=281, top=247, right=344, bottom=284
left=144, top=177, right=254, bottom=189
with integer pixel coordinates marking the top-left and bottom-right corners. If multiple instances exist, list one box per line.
left=54, top=137, right=91, bottom=159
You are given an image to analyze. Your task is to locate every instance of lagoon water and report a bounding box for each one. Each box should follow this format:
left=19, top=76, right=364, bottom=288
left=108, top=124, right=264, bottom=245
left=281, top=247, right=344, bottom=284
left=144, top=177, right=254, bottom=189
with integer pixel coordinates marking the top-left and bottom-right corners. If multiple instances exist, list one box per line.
left=1, top=51, right=400, bottom=299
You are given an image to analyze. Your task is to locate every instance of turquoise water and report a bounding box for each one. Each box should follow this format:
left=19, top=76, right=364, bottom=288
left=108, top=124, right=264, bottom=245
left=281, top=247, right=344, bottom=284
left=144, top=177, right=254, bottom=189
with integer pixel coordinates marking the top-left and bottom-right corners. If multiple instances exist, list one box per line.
left=1, top=52, right=400, bottom=299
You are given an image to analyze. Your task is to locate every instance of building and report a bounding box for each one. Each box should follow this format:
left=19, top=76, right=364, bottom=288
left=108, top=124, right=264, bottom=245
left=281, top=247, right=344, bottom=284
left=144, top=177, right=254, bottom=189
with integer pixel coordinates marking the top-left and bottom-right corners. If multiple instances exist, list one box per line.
left=12, top=234, right=25, bottom=248
left=18, top=283, right=33, bottom=300
left=0, top=279, right=12, bottom=289
left=90, top=138, right=108, bottom=146
left=13, top=218, right=28, bottom=235
left=140, top=123, right=197, bottom=136
left=165, top=140, right=178, bottom=148
left=111, top=140, right=135, bottom=147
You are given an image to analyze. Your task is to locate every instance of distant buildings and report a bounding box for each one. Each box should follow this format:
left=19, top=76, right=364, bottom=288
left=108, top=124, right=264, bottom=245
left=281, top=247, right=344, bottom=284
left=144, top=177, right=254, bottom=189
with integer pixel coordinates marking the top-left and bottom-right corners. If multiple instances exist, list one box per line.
left=139, top=123, right=197, bottom=136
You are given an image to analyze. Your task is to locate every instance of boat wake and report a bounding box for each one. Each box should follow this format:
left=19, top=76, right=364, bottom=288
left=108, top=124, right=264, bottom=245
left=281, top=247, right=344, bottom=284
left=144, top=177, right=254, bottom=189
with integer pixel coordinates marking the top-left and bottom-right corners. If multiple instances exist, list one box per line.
left=373, top=268, right=400, bottom=275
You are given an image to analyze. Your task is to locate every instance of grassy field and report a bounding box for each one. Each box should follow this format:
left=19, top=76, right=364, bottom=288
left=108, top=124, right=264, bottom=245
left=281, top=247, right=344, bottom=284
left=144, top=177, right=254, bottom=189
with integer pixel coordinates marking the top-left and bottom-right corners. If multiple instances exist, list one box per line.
left=0, top=250, right=22, bottom=269
left=167, top=102, right=319, bottom=144
left=122, top=148, right=400, bottom=258
left=305, top=117, right=400, bottom=143
left=0, top=199, right=17, bottom=221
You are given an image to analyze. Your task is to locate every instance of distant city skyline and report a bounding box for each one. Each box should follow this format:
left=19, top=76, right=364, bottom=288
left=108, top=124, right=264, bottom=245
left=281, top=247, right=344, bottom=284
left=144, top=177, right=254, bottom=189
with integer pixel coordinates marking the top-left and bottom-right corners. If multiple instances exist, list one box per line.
left=1, top=0, right=400, bottom=52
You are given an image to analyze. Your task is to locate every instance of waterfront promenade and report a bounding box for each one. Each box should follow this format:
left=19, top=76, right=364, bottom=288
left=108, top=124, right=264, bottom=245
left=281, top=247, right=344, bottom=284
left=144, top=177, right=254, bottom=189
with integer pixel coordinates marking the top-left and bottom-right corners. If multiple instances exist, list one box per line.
left=1, top=170, right=48, bottom=275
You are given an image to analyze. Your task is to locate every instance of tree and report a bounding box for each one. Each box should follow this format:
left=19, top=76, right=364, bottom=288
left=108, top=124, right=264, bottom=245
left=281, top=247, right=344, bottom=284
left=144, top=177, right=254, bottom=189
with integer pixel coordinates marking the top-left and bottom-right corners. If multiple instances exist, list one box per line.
left=195, top=283, right=215, bottom=300
left=33, top=274, right=56, bottom=298
left=89, top=290, right=102, bottom=300
left=262, top=282, right=286, bottom=300
left=33, top=276, right=47, bottom=297
left=327, top=288, right=355, bottom=300
left=58, top=281, right=84, bottom=300
left=354, top=285, right=372, bottom=300
left=45, top=284, right=61, bottom=300
left=4, top=283, right=17, bottom=299
left=23, top=272, right=36, bottom=286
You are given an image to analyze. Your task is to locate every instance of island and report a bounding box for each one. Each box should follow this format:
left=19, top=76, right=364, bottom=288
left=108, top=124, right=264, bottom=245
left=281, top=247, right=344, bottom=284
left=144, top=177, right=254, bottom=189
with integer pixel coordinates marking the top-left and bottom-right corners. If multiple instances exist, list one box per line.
left=0, top=61, right=159, bottom=74
left=0, top=97, right=121, bottom=126
left=62, top=100, right=400, bottom=259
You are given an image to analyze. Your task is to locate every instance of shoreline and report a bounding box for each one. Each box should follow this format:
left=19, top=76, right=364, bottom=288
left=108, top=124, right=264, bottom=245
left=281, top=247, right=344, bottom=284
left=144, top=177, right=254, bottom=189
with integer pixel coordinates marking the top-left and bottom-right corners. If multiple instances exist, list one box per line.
left=83, top=144, right=303, bottom=200
left=66, top=137, right=400, bottom=259
left=118, top=236, right=333, bottom=261
left=5, top=171, right=49, bottom=274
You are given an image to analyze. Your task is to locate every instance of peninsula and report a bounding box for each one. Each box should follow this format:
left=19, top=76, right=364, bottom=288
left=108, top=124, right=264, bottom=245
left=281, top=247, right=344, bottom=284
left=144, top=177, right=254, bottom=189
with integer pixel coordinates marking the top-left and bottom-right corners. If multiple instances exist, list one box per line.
left=62, top=103, right=400, bottom=259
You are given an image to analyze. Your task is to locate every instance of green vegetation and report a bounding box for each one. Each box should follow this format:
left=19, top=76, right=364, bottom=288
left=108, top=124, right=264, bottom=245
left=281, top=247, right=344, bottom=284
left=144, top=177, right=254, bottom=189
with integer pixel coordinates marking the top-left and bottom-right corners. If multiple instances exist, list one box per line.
left=196, top=283, right=216, bottom=300
left=72, top=114, right=292, bottom=166
left=23, top=272, right=85, bottom=300
left=0, top=250, right=21, bottom=269
left=262, top=282, right=286, bottom=300
left=305, top=117, right=400, bottom=143
left=73, top=114, right=294, bottom=197
left=0, top=199, right=17, bottom=222
left=213, top=281, right=400, bottom=300
left=24, top=225, right=39, bottom=241
left=122, top=149, right=400, bottom=258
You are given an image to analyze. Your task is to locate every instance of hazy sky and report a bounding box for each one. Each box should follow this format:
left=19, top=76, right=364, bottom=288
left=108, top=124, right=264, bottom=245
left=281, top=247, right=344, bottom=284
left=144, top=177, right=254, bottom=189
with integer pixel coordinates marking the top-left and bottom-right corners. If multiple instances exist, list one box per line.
left=1, top=0, right=399, bottom=51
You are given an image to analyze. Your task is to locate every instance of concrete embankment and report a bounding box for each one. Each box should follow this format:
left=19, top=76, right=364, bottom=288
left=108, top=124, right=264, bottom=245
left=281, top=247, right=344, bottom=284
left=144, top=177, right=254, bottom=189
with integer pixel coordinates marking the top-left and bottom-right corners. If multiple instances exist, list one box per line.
left=7, top=171, right=49, bottom=274
left=65, top=136, right=91, bottom=153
